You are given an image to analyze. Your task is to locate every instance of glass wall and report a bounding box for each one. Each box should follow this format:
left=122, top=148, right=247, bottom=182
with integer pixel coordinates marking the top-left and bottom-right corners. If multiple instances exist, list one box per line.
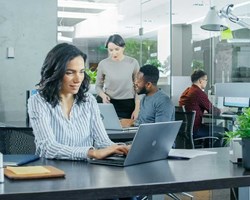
left=58, top=0, right=249, bottom=106
left=172, top=0, right=250, bottom=141
left=68, top=0, right=171, bottom=96
left=179, top=0, right=250, bottom=85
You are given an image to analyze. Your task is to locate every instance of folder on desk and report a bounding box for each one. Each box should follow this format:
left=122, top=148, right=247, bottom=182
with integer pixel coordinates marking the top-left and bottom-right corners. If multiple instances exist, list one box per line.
left=3, top=154, right=40, bottom=167
left=4, top=165, right=65, bottom=180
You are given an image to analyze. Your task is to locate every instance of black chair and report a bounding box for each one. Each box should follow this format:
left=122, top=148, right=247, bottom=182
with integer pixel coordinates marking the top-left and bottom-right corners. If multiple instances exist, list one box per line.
left=0, top=129, right=35, bottom=154
left=26, top=89, right=38, bottom=126
left=174, top=111, right=196, bottom=149
left=193, top=130, right=221, bottom=148
left=175, top=106, right=186, bottom=112
left=175, top=110, right=221, bottom=149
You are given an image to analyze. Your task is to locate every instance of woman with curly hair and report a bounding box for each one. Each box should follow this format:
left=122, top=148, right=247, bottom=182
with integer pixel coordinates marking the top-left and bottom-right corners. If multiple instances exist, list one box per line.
left=28, top=43, right=129, bottom=160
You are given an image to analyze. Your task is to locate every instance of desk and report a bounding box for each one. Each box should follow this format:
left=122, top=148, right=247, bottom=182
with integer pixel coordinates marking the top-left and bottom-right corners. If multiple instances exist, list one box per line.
left=1, top=148, right=250, bottom=200
left=203, top=113, right=237, bottom=131
left=203, top=113, right=237, bottom=121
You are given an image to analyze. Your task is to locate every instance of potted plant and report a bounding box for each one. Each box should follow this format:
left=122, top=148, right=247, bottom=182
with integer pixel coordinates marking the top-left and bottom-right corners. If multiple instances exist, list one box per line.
left=85, top=69, right=97, bottom=94
left=225, top=107, right=250, bottom=170
left=86, top=69, right=97, bottom=84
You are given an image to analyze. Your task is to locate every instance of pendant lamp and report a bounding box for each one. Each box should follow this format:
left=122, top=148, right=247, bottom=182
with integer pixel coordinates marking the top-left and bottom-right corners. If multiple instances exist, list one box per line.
left=201, top=6, right=229, bottom=31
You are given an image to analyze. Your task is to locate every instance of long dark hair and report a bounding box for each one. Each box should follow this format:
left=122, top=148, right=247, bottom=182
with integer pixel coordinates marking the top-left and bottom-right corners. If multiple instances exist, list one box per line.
left=37, top=43, right=90, bottom=107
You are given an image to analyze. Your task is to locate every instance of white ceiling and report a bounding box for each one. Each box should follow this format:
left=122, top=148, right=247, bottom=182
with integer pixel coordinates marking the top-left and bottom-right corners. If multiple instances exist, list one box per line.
left=57, top=0, right=250, bottom=44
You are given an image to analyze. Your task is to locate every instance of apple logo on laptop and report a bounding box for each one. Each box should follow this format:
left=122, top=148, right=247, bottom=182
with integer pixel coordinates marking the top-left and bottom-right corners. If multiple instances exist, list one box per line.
left=152, top=140, right=157, bottom=146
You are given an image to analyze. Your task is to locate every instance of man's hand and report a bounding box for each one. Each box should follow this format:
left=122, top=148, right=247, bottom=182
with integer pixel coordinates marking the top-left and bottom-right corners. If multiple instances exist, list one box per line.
left=120, top=118, right=135, bottom=128
left=131, top=99, right=140, bottom=120
left=131, top=110, right=139, bottom=120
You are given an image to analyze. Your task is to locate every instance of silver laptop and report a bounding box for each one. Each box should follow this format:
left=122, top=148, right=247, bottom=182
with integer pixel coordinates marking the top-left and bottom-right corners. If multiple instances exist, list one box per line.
left=89, top=121, right=182, bottom=167
left=98, top=103, right=138, bottom=131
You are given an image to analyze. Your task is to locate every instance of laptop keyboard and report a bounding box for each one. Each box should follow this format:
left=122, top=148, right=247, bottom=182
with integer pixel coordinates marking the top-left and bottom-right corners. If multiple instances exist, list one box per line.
left=90, top=154, right=126, bottom=166
left=94, top=158, right=125, bottom=165
left=107, top=154, right=126, bottom=159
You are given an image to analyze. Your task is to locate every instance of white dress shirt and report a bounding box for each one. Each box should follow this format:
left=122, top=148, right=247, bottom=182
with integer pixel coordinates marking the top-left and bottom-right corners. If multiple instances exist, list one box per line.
left=28, top=93, right=113, bottom=160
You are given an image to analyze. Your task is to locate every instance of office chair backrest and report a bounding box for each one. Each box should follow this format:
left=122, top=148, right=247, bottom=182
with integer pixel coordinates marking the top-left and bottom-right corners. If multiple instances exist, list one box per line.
left=0, top=130, right=36, bottom=154
left=175, top=105, right=186, bottom=112
left=174, top=111, right=196, bottom=149
left=26, top=89, right=38, bottom=126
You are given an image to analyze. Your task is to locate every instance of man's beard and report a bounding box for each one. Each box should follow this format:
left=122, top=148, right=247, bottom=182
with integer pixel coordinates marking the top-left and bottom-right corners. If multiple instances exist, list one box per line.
left=137, top=86, right=148, bottom=95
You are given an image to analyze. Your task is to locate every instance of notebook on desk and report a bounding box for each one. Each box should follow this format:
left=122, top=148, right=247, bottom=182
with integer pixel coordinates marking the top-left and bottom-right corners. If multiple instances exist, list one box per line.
left=89, top=121, right=182, bottom=167
left=98, top=103, right=138, bottom=131
left=3, top=154, right=40, bottom=167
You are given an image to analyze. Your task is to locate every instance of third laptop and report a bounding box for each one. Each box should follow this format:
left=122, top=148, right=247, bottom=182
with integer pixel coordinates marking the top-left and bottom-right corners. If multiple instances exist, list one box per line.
left=98, top=103, right=138, bottom=131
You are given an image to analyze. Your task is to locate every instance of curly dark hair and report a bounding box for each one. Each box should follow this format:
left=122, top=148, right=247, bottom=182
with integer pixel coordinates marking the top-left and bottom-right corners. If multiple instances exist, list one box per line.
left=139, top=64, right=159, bottom=85
left=37, top=43, right=90, bottom=107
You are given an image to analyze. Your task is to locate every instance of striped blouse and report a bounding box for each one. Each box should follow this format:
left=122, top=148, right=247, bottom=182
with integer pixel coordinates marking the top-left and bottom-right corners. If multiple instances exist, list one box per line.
left=28, top=93, right=114, bottom=160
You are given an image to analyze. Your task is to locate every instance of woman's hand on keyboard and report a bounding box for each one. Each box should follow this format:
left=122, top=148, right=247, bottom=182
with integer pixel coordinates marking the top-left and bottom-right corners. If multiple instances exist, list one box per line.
left=88, top=144, right=129, bottom=159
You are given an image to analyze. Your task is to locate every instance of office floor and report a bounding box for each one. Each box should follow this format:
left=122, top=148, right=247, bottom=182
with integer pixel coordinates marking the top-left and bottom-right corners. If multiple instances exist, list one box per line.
left=165, top=189, right=231, bottom=200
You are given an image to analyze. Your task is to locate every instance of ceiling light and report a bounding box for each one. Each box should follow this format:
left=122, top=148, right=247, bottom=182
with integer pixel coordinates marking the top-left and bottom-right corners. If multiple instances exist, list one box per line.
left=58, top=0, right=116, bottom=10
left=58, top=11, right=96, bottom=19
left=58, top=26, right=75, bottom=32
left=200, top=6, right=229, bottom=31
left=57, top=33, right=73, bottom=43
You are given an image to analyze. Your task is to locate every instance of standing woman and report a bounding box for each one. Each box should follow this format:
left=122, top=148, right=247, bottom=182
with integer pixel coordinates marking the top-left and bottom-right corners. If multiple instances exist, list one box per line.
left=28, top=43, right=129, bottom=160
left=95, top=34, right=140, bottom=119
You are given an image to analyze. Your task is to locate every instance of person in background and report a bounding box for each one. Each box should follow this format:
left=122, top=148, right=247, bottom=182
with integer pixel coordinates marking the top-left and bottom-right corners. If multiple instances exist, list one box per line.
left=95, top=34, right=140, bottom=120
left=121, top=64, right=175, bottom=127
left=179, top=69, right=226, bottom=147
left=28, top=43, right=129, bottom=161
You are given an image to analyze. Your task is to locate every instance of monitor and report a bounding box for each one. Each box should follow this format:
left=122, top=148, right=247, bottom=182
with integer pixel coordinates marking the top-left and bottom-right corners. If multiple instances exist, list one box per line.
left=223, top=97, right=250, bottom=113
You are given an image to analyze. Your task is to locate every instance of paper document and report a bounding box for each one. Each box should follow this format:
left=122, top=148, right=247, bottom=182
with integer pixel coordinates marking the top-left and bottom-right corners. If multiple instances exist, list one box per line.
left=6, top=166, right=51, bottom=175
left=169, top=149, right=217, bottom=159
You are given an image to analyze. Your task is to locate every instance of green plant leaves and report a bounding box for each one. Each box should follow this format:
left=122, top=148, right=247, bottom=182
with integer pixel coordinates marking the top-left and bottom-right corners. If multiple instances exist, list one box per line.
left=85, top=69, right=97, bottom=84
left=225, top=108, right=250, bottom=142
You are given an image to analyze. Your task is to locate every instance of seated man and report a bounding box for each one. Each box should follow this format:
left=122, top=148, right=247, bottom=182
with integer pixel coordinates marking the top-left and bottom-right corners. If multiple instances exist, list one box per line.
left=121, top=64, right=175, bottom=127
left=179, top=70, right=227, bottom=147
